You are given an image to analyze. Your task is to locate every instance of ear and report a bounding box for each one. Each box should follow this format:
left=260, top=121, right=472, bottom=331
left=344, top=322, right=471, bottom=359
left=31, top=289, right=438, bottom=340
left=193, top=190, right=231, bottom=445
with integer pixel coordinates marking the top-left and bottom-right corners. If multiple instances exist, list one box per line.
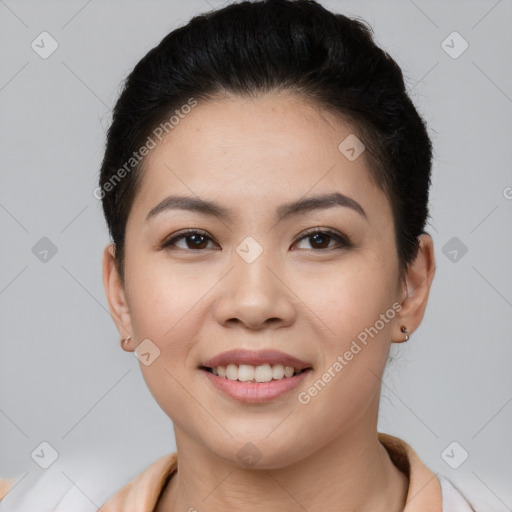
left=393, top=233, right=436, bottom=342
left=102, top=243, right=134, bottom=352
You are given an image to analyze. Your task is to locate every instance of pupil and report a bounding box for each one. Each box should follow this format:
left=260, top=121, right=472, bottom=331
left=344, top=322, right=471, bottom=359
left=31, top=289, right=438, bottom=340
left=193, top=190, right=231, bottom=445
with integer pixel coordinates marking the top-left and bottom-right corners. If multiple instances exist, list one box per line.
left=312, top=234, right=327, bottom=248
left=190, top=234, right=205, bottom=248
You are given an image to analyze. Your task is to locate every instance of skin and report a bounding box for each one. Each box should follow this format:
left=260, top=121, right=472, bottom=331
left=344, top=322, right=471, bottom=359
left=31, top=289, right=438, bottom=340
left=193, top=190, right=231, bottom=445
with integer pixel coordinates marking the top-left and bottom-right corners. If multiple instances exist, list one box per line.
left=103, top=91, right=435, bottom=511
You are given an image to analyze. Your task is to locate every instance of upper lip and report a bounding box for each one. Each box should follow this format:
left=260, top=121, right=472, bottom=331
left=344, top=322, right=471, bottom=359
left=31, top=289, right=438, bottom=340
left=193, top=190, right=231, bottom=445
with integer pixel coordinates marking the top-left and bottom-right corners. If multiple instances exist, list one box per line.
left=201, top=349, right=312, bottom=370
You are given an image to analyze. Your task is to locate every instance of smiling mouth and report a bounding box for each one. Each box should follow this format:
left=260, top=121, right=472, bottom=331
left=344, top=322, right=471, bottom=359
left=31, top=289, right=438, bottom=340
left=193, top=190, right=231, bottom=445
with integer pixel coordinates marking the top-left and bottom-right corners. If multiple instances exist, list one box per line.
left=200, top=363, right=312, bottom=383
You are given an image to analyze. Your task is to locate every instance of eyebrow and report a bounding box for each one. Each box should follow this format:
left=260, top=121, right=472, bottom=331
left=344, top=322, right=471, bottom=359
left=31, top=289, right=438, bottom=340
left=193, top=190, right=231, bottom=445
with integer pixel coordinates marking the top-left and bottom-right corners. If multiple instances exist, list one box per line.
left=145, top=192, right=368, bottom=223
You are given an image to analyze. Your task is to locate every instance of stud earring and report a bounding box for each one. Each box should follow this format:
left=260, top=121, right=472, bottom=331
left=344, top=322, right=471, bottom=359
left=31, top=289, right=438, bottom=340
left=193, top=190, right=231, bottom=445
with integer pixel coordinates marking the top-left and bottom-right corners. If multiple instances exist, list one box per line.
left=121, top=335, right=132, bottom=347
left=400, top=326, right=410, bottom=342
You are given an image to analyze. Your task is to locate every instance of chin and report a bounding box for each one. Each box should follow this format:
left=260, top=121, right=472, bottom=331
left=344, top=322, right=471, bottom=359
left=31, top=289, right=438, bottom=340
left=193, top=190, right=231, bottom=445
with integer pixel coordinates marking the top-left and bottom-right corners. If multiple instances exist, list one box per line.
left=205, top=434, right=310, bottom=470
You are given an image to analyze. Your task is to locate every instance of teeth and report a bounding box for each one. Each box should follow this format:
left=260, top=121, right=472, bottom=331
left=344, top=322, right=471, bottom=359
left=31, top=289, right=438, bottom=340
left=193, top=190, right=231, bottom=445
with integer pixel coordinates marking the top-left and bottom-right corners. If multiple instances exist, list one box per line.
left=210, top=363, right=303, bottom=382
left=238, top=364, right=255, bottom=382
left=272, top=364, right=285, bottom=380
left=284, top=366, right=294, bottom=378
left=254, top=364, right=273, bottom=382
left=226, top=364, right=238, bottom=380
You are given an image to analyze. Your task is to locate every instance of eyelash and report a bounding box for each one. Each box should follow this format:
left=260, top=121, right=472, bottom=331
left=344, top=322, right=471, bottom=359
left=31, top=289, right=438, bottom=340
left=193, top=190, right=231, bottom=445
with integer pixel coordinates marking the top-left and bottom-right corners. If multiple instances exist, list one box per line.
left=159, top=228, right=352, bottom=252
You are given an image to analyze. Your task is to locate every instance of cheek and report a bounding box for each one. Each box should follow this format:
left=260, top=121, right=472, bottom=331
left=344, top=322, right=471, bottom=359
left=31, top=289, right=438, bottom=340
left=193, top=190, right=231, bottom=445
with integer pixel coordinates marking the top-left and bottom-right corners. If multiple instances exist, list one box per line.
left=123, top=255, right=222, bottom=408
left=292, top=272, right=395, bottom=435
left=125, top=278, right=205, bottom=427
left=120, top=244, right=240, bottom=447
left=295, top=259, right=397, bottom=413
left=125, top=250, right=211, bottom=345
left=292, top=256, right=397, bottom=348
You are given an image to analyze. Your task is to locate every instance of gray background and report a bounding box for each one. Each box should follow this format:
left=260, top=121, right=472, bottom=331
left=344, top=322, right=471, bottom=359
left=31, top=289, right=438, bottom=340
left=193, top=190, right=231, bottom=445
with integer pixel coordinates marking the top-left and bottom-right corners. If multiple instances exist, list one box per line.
left=0, top=0, right=511, bottom=510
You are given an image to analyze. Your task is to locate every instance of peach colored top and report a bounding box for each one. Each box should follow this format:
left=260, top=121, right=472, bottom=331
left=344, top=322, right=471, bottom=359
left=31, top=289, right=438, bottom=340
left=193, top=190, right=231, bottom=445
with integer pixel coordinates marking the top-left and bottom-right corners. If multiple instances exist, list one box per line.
left=0, top=433, right=476, bottom=511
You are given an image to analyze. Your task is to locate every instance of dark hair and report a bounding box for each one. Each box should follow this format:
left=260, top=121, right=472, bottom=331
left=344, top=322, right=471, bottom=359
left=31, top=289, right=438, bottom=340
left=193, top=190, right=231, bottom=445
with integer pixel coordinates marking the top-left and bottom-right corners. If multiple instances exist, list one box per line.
left=98, top=0, right=433, bottom=283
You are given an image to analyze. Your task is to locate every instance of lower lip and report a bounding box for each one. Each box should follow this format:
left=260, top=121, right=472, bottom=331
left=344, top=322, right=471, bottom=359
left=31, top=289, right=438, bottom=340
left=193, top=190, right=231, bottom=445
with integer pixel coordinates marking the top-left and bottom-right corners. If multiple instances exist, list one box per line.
left=201, top=368, right=311, bottom=403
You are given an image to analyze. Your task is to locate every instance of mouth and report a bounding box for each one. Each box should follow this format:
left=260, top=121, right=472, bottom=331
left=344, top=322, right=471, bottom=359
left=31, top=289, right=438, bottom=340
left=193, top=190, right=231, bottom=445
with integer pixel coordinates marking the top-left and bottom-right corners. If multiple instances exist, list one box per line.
left=200, top=363, right=311, bottom=383
left=200, top=348, right=313, bottom=381
left=199, top=349, right=313, bottom=403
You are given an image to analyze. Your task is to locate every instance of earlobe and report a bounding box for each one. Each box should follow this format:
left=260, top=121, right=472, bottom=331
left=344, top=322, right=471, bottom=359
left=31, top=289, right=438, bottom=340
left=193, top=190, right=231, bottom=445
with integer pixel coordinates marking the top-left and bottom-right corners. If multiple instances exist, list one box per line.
left=102, top=243, right=134, bottom=351
left=393, top=234, right=436, bottom=343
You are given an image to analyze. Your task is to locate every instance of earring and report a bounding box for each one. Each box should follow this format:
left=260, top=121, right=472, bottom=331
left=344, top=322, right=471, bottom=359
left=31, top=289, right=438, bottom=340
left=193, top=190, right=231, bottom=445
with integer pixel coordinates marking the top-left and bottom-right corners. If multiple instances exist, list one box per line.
left=400, top=326, right=410, bottom=342
left=121, top=335, right=132, bottom=347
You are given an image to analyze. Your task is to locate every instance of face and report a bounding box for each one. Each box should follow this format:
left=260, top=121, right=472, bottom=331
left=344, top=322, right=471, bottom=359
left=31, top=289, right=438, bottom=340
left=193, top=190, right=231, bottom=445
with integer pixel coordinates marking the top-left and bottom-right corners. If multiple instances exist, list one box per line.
left=104, top=92, right=420, bottom=468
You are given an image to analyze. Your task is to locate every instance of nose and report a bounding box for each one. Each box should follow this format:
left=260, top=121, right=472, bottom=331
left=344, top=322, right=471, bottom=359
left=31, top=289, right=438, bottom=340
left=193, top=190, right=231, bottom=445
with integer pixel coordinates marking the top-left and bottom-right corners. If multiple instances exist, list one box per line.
left=214, top=249, right=297, bottom=331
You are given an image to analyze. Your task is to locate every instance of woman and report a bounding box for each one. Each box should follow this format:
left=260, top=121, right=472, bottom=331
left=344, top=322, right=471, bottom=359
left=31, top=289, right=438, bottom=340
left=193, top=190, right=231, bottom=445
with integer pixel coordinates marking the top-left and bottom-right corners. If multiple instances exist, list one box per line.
left=0, top=0, right=478, bottom=510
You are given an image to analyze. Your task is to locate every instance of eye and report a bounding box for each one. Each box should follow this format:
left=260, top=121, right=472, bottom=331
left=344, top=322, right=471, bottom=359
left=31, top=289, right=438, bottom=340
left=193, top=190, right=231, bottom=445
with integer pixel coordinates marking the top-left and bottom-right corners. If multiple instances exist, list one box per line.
left=160, top=228, right=351, bottom=252
left=160, top=229, right=218, bottom=251
left=292, top=228, right=351, bottom=251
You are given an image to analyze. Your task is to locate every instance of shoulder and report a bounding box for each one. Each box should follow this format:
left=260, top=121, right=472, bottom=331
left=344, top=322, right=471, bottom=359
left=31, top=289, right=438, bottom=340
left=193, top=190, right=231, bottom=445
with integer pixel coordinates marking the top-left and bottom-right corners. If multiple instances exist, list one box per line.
left=0, top=478, right=17, bottom=500
left=0, top=449, right=156, bottom=511
left=377, top=432, right=480, bottom=512
left=101, top=452, right=177, bottom=511
left=438, top=475, right=478, bottom=511
left=0, top=467, right=122, bottom=511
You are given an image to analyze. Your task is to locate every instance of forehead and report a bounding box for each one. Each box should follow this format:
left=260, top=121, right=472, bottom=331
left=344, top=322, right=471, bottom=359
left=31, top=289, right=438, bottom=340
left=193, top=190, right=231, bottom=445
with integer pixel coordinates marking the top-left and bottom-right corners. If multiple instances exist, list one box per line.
left=129, top=92, right=392, bottom=228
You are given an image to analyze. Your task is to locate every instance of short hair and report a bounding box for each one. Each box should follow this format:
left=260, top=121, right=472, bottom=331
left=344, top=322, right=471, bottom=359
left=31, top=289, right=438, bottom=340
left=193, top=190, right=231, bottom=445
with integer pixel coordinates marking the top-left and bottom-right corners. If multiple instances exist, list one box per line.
left=99, top=0, right=433, bottom=282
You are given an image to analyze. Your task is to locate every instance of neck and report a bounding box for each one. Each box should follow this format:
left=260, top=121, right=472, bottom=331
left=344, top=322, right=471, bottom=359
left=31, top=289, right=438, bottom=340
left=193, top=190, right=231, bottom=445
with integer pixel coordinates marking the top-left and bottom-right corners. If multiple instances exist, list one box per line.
left=156, top=423, right=409, bottom=512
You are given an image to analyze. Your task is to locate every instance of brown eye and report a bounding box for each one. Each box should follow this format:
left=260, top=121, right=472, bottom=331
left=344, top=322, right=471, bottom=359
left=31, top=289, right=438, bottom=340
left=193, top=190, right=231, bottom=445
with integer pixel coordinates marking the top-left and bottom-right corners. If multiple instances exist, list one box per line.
left=161, top=230, right=217, bottom=251
left=293, top=229, right=351, bottom=251
left=183, top=233, right=210, bottom=249
left=308, top=233, right=332, bottom=249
